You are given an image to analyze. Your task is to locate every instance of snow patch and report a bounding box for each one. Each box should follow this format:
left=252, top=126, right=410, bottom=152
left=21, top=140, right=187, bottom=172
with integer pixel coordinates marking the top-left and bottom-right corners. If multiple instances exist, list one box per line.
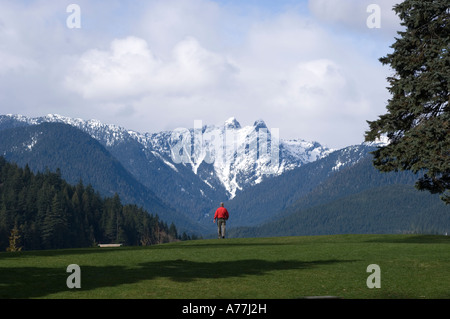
left=151, top=151, right=178, bottom=173
left=24, top=133, right=40, bottom=151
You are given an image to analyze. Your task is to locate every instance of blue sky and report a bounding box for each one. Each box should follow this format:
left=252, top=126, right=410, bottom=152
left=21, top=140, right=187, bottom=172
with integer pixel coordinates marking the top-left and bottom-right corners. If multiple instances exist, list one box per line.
left=0, top=0, right=402, bottom=149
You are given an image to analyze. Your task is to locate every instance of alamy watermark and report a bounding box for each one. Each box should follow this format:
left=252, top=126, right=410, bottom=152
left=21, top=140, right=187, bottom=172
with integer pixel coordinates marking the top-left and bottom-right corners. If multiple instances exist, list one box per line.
left=366, top=264, right=381, bottom=288
left=367, top=4, right=381, bottom=29
left=169, top=120, right=280, bottom=175
left=66, top=264, right=81, bottom=288
left=66, top=4, right=81, bottom=29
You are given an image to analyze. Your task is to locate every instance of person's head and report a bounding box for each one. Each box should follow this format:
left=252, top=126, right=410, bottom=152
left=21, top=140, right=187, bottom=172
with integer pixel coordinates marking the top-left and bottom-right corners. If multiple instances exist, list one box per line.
left=220, top=202, right=224, bottom=207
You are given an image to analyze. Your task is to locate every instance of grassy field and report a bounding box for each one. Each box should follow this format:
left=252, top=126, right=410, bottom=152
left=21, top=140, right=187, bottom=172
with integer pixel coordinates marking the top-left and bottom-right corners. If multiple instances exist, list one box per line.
left=0, top=234, right=449, bottom=299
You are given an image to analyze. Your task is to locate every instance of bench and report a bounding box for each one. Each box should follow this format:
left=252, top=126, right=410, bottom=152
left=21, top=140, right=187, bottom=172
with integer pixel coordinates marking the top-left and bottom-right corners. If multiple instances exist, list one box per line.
left=97, top=243, right=123, bottom=248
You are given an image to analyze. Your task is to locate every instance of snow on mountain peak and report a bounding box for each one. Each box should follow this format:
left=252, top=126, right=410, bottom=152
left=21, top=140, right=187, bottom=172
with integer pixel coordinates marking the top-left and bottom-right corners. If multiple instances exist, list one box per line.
left=168, top=118, right=331, bottom=198
left=224, top=117, right=241, bottom=129
left=253, top=119, right=267, bottom=130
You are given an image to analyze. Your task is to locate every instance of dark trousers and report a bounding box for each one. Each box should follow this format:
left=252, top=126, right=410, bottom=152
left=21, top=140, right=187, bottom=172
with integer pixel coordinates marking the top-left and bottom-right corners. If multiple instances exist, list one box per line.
left=217, top=218, right=226, bottom=238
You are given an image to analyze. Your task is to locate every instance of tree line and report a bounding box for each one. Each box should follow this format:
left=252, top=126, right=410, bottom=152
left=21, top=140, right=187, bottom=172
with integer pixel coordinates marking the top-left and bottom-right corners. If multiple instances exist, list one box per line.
left=0, top=157, right=191, bottom=251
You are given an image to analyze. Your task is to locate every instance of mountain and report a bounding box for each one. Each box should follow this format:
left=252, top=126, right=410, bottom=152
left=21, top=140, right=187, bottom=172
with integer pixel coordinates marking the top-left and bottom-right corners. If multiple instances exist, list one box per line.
left=228, top=155, right=450, bottom=238
left=0, top=114, right=332, bottom=230
left=223, top=143, right=379, bottom=227
left=0, top=114, right=331, bottom=195
left=0, top=122, right=203, bottom=234
left=0, top=157, right=179, bottom=250
left=2, top=113, right=445, bottom=238
left=146, top=117, right=332, bottom=198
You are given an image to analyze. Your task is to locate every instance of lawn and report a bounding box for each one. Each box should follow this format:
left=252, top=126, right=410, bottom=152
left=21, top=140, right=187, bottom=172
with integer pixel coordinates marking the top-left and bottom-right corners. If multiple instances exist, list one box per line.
left=0, top=234, right=449, bottom=299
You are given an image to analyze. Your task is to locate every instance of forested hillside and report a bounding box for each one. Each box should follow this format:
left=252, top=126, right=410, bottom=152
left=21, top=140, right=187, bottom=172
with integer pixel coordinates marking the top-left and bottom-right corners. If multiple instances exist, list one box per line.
left=0, top=157, right=181, bottom=251
left=0, top=122, right=204, bottom=234
left=229, top=184, right=450, bottom=238
left=224, top=144, right=376, bottom=226
left=228, top=153, right=450, bottom=240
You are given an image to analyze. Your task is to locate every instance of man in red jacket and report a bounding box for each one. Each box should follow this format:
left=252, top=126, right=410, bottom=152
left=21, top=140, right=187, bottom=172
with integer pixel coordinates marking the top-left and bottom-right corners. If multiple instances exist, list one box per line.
left=213, top=202, right=229, bottom=239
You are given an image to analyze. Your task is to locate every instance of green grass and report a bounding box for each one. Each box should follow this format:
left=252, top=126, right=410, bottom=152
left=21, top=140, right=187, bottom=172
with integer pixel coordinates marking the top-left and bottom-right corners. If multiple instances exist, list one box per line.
left=0, top=234, right=449, bottom=299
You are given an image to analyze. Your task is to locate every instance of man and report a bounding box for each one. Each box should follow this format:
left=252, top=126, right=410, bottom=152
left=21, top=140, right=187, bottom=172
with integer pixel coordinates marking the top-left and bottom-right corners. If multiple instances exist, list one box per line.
left=213, top=202, right=229, bottom=239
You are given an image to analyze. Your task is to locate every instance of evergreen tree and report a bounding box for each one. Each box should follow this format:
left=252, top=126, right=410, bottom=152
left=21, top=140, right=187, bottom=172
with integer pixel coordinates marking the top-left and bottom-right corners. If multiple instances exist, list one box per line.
left=365, top=0, right=450, bottom=204
left=169, top=222, right=178, bottom=240
left=102, top=194, right=124, bottom=244
left=41, top=194, right=68, bottom=249
left=0, top=157, right=181, bottom=251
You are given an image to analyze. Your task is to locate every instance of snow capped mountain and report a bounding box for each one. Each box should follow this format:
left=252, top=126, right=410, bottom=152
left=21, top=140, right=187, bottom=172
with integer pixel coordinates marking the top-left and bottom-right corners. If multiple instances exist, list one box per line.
left=1, top=114, right=332, bottom=198
left=0, top=113, right=391, bottom=233
left=225, top=117, right=242, bottom=129
left=5, top=113, right=133, bottom=147
left=144, top=117, right=332, bottom=198
left=1, top=114, right=444, bottom=238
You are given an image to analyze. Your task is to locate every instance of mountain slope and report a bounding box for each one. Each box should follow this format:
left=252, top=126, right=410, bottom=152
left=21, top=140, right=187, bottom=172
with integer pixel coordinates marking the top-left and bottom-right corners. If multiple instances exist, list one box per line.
left=268, top=152, right=420, bottom=223
left=0, top=157, right=179, bottom=250
left=0, top=122, right=204, bottom=233
left=223, top=143, right=377, bottom=227
left=230, top=184, right=450, bottom=237
left=228, top=156, right=450, bottom=238
left=146, top=117, right=332, bottom=198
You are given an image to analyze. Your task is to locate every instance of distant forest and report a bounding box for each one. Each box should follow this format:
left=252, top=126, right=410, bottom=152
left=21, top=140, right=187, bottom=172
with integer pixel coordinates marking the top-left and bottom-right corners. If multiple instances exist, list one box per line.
left=0, top=157, right=190, bottom=251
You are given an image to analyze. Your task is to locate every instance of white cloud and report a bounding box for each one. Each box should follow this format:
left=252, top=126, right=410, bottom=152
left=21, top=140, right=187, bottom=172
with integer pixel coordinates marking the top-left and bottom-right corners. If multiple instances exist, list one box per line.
left=273, top=59, right=347, bottom=110
left=308, top=0, right=402, bottom=36
left=65, top=36, right=160, bottom=99
left=0, top=0, right=401, bottom=149
left=134, top=0, right=225, bottom=55
left=65, top=36, right=237, bottom=100
left=0, top=51, right=38, bottom=73
left=208, top=10, right=392, bottom=146
left=158, top=36, right=238, bottom=93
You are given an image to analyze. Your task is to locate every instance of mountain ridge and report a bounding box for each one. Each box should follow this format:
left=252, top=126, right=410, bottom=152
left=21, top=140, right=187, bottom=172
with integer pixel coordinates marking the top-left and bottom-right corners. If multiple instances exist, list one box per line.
left=228, top=156, right=450, bottom=238
left=0, top=114, right=334, bottom=199
left=0, top=121, right=205, bottom=234
left=0, top=113, right=410, bottom=236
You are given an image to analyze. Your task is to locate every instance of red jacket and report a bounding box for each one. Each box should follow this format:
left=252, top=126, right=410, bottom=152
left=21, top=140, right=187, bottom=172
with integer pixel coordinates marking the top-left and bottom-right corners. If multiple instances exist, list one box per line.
left=214, top=207, right=229, bottom=220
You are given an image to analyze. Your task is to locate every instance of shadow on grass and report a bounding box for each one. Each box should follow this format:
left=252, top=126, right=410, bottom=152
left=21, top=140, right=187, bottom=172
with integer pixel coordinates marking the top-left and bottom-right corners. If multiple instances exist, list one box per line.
left=364, top=235, right=450, bottom=244
left=0, top=245, right=161, bottom=260
left=0, top=258, right=356, bottom=298
left=150, top=242, right=292, bottom=250
left=0, top=241, right=293, bottom=260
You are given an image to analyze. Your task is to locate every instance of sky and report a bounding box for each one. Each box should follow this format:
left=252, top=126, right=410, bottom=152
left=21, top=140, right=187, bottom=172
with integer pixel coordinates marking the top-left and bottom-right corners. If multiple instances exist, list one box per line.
left=0, top=0, right=403, bottom=149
